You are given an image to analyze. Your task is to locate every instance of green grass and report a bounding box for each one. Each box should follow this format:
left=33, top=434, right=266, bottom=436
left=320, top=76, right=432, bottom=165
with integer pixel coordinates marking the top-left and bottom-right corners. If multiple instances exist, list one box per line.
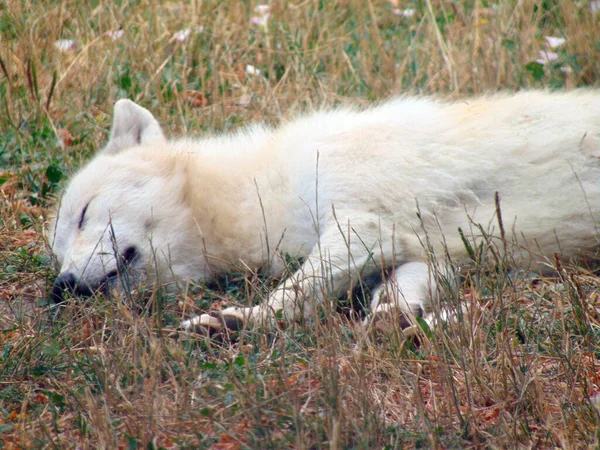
left=2, top=0, right=600, bottom=448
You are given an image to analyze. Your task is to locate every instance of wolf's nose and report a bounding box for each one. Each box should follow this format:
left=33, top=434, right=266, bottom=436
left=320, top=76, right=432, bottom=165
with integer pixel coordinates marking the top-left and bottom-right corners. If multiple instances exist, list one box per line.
left=50, top=273, right=77, bottom=303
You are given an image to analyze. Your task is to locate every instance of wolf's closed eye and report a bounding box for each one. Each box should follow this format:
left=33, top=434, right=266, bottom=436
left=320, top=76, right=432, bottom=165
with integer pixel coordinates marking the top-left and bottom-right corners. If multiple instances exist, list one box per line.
left=78, top=202, right=90, bottom=229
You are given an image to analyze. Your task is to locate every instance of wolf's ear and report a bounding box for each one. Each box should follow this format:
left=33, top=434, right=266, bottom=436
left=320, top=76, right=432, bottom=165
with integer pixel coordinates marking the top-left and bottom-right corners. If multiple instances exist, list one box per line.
left=103, top=99, right=166, bottom=154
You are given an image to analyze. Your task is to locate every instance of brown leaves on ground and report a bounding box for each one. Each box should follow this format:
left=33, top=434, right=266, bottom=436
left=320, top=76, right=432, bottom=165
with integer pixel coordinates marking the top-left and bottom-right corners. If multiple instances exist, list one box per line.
left=2, top=229, right=40, bottom=252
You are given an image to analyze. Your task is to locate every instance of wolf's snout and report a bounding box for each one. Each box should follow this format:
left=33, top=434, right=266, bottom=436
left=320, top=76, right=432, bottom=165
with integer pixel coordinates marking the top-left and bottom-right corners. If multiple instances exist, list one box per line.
left=50, top=273, right=76, bottom=303
left=50, top=273, right=94, bottom=303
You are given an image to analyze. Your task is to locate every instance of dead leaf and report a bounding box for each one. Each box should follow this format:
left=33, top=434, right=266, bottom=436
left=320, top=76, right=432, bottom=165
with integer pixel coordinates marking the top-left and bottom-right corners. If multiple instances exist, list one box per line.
left=185, top=90, right=208, bottom=107
left=34, top=393, right=48, bottom=404
left=57, top=128, right=74, bottom=147
left=213, top=434, right=242, bottom=450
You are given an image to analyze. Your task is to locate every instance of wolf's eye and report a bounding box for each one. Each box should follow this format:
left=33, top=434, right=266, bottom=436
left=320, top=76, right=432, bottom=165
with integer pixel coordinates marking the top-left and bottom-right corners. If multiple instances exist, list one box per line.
left=78, top=202, right=90, bottom=229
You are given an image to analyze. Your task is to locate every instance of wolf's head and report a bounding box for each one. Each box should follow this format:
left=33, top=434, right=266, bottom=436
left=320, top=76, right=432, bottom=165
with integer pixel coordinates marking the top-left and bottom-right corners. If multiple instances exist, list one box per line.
left=49, top=100, right=207, bottom=303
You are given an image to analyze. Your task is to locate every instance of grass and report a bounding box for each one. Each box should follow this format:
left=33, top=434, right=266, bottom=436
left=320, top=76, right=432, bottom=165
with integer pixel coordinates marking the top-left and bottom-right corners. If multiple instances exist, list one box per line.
left=2, top=0, right=600, bottom=448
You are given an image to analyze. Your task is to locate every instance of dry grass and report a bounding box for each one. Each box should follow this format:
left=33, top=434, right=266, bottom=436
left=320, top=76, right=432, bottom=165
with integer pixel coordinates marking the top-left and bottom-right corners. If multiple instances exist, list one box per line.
left=2, top=0, right=600, bottom=448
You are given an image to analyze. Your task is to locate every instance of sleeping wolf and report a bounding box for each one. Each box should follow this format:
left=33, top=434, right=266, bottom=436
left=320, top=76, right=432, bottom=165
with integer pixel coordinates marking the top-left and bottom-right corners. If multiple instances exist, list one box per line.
left=49, top=91, right=600, bottom=333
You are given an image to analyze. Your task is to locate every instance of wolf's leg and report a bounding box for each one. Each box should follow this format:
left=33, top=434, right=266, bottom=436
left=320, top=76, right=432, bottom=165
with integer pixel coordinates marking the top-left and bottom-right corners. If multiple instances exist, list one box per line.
left=370, top=262, right=433, bottom=316
left=363, top=261, right=457, bottom=340
left=363, top=262, right=434, bottom=337
left=180, top=215, right=397, bottom=333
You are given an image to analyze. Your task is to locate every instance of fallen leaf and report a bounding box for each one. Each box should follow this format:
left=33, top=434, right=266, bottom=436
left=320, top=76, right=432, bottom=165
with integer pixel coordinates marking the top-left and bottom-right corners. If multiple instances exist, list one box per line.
left=185, top=90, right=208, bottom=107
left=57, top=128, right=74, bottom=147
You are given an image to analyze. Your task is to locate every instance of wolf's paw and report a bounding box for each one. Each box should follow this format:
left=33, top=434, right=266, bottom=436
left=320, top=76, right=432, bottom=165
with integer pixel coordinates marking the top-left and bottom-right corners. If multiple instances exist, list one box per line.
left=179, top=308, right=246, bottom=336
left=363, top=305, right=422, bottom=341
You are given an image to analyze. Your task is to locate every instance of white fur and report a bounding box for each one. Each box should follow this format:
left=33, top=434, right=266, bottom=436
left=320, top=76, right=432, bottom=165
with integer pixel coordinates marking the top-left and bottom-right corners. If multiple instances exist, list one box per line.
left=50, top=92, right=600, bottom=329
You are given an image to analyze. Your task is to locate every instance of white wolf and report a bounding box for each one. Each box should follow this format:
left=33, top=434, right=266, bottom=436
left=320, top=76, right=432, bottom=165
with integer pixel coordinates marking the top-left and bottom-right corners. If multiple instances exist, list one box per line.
left=50, top=91, right=600, bottom=333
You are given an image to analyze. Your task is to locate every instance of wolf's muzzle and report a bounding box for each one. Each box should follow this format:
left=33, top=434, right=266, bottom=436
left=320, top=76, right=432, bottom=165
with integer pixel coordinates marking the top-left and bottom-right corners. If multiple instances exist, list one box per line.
left=50, top=273, right=94, bottom=304
left=49, top=246, right=140, bottom=303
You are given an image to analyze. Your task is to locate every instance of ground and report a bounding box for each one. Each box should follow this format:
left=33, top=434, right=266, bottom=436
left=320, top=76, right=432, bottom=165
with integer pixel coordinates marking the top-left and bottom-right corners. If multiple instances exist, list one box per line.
left=1, top=1, right=600, bottom=448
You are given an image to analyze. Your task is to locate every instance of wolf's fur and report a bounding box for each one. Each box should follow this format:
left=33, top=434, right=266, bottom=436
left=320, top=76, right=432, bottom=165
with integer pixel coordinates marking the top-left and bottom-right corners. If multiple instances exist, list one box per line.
left=50, top=91, right=600, bottom=331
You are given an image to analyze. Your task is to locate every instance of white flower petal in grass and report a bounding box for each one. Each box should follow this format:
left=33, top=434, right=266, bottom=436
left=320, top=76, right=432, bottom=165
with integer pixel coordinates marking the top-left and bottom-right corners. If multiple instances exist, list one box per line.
left=254, top=4, right=270, bottom=14
left=536, top=50, right=559, bottom=65
left=392, top=8, right=415, bottom=16
left=251, top=13, right=270, bottom=26
left=544, top=36, right=566, bottom=49
left=246, top=64, right=261, bottom=76
left=174, top=28, right=191, bottom=42
left=591, top=1, right=600, bottom=13
left=54, top=39, right=75, bottom=52
left=106, top=30, right=124, bottom=41
left=560, top=66, right=572, bottom=73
